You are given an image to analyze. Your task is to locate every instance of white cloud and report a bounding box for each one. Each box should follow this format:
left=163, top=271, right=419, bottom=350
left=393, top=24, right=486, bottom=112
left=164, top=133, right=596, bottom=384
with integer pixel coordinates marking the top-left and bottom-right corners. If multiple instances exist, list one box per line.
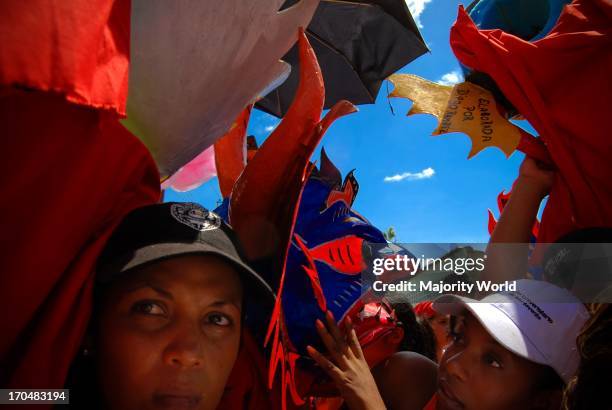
left=405, top=0, right=432, bottom=29
left=251, top=110, right=280, bottom=136
left=437, top=70, right=463, bottom=86
left=384, top=167, right=435, bottom=182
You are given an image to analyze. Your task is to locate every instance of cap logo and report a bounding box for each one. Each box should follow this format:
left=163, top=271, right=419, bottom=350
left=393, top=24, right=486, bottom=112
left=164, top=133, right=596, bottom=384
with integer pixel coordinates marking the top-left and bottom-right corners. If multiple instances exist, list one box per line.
left=506, top=291, right=554, bottom=324
left=544, top=247, right=571, bottom=278
left=170, top=203, right=222, bottom=232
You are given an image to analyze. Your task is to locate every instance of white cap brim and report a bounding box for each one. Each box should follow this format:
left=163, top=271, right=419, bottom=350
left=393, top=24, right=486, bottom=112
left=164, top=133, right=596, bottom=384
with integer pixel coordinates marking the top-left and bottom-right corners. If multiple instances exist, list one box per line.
left=433, top=294, right=550, bottom=368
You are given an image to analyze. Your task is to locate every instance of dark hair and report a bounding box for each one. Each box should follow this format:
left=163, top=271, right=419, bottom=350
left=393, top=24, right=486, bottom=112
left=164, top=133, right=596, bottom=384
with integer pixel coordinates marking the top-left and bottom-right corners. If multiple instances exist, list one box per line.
left=563, top=304, right=612, bottom=409
left=464, top=71, right=518, bottom=118
left=392, top=302, right=437, bottom=361
left=534, top=363, right=565, bottom=392
left=62, top=353, right=102, bottom=409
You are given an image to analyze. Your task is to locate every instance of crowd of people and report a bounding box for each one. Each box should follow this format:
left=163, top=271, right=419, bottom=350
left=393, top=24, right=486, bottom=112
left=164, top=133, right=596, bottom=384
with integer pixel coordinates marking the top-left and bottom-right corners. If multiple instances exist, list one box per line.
left=57, top=156, right=610, bottom=410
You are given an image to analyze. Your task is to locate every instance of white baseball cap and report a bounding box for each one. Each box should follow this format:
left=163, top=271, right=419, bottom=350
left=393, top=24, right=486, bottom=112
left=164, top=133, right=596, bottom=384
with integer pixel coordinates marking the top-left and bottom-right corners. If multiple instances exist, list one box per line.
left=433, top=279, right=589, bottom=383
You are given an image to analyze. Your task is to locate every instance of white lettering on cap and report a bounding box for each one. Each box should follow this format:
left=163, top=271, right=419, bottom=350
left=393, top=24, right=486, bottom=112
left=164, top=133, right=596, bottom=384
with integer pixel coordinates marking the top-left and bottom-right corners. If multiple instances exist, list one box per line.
left=170, top=203, right=222, bottom=232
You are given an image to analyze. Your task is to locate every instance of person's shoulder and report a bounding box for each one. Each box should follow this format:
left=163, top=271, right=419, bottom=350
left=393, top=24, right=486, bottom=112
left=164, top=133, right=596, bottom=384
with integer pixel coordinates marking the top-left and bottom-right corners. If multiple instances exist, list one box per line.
left=372, top=352, right=437, bottom=410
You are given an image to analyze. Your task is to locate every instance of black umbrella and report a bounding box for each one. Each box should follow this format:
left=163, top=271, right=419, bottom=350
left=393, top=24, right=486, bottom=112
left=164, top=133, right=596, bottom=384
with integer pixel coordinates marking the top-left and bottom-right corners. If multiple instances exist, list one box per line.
left=255, top=0, right=428, bottom=117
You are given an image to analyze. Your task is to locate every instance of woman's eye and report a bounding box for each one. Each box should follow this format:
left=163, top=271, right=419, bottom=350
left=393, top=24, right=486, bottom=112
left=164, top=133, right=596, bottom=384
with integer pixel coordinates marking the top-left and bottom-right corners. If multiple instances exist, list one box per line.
left=446, top=326, right=464, bottom=343
left=484, top=353, right=502, bottom=368
left=205, top=313, right=232, bottom=327
left=447, top=315, right=465, bottom=341
left=131, top=301, right=165, bottom=316
left=450, top=331, right=464, bottom=343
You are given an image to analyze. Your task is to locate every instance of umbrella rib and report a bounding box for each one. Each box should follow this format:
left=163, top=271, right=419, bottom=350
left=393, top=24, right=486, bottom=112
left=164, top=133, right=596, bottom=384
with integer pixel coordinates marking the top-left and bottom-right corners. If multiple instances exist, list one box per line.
left=324, top=0, right=426, bottom=43
left=305, top=30, right=376, bottom=102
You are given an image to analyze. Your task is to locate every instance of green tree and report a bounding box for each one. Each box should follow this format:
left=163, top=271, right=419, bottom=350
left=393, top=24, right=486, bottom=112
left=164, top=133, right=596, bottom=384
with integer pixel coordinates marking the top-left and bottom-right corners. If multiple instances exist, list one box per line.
left=383, top=226, right=397, bottom=243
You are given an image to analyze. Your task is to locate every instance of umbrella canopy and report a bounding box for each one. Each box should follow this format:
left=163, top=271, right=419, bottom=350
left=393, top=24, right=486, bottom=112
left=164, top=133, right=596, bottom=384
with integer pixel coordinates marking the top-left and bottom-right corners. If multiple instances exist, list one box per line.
left=256, top=0, right=428, bottom=117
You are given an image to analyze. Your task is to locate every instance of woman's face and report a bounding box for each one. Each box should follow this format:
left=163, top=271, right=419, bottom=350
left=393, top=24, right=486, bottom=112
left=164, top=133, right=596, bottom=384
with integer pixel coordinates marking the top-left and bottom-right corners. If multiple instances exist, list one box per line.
left=94, top=254, right=243, bottom=410
left=429, top=313, right=451, bottom=362
left=436, top=311, right=551, bottom=410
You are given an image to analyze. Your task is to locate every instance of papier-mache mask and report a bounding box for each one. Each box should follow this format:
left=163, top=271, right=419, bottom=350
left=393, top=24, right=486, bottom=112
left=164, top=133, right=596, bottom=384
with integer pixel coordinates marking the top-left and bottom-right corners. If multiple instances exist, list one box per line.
left=213, top=31, right=410, bottom=406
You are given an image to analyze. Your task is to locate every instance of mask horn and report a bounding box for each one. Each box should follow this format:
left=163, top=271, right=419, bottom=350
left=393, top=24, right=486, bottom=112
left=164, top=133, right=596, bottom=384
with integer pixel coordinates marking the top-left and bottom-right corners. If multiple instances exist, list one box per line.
left=318, top=147, right=342, bottom=188
left=214, top=105, right=252, bottom=198
left=229, top=28, right=356, bottom=270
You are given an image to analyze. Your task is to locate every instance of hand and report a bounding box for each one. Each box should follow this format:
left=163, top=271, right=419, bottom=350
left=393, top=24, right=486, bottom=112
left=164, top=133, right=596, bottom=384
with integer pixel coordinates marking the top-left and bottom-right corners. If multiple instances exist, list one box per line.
left=307, top=311, right=386, bottom=410
left=517, top=156, right=555, bottom=198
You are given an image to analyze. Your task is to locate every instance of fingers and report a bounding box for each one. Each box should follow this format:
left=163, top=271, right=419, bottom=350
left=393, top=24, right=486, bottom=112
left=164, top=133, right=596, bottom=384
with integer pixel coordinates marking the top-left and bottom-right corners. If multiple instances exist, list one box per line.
left=324, top=311, right=356, bottom=360
left=307, top=345, right=343, bottom=383
left=315, top=311, right=360, bottom=368
left=345, top=316, right=365, bottom=360
left=315, top=318, right=342, bottom=359
left=325, top=310, right=345, bottom=348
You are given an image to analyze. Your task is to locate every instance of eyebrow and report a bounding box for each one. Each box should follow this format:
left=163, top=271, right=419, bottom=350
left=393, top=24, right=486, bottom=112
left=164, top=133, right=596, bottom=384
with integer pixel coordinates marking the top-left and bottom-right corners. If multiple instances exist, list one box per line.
left=120, top=284, right=241, bottom=310
left=465, top=317, right=510, bottom=353
left=123, top=282, right=174, bottom=300
left=208, top=300, right=242, bottom=311
left=484, top=338, right=508, bottom=354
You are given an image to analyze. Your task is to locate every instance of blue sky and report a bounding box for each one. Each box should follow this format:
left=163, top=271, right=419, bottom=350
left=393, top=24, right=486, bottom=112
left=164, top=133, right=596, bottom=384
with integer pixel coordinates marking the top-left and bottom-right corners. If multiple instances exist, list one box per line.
left=166, top=0, right=534, bottom=243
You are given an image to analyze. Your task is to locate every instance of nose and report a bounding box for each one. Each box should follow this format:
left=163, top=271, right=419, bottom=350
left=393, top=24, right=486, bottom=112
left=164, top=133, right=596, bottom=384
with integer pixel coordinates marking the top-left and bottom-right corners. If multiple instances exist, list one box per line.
left=162, top=322, right=204, bottom=368
left=442, top=347, right=470, bottom=383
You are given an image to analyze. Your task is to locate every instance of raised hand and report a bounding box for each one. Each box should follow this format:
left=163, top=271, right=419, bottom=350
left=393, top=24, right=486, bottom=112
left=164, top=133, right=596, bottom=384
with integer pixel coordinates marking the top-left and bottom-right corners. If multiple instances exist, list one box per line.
left=517, top=155, right=555, bottom=199
left=307, top=311, right=387, bottom=410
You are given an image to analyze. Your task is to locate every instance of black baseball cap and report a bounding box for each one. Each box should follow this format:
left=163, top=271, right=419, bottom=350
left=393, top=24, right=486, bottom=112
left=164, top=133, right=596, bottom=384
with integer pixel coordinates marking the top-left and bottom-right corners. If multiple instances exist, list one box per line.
left=96, top=202, right=274, bottom=306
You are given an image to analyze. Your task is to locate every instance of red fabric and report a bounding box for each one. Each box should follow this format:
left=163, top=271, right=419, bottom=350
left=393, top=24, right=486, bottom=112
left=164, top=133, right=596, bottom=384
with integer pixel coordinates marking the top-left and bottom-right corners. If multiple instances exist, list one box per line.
left=451, top=0, right=612, bottom=243
left=0, top=89, right=160, bottom=391
left=413, top=301, right=435, bottom=319
left=423, top=394, right=437, bottom=410
left=312, top=397, right=344, bottom=410
left=0, top=0, right=130, bottom=114
left=0, top=1, right=158, bottom=394
left=219, top=330, right=281, bottom=410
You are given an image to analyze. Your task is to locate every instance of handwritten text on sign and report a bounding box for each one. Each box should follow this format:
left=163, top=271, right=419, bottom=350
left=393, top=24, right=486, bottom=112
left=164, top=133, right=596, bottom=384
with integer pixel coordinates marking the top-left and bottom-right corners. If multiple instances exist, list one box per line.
left=388, top=74, right=521, bottom=158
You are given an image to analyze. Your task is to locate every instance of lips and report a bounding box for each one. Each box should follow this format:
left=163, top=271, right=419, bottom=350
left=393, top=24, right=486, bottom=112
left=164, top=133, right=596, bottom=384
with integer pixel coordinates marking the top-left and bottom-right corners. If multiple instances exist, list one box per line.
left=152, top=392, right=202, bottom=409
left=438, top=378, right=465, bottom=410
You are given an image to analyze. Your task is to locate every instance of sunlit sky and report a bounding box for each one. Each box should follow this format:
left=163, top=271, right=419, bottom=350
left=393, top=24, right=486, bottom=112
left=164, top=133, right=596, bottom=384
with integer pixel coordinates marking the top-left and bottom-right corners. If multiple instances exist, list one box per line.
left=166, top=0, right=541, bottom=243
